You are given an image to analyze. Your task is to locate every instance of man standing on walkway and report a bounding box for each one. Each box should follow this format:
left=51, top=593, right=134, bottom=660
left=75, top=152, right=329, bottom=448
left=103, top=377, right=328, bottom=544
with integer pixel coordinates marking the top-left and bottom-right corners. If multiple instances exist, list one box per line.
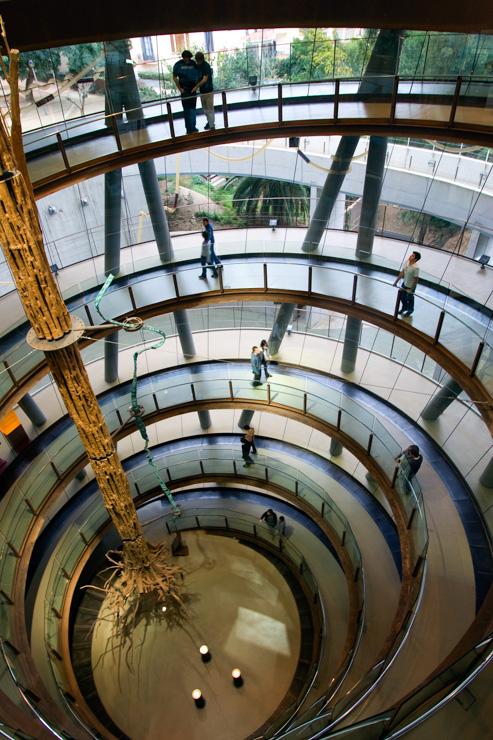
left=173, top=50, right=200, bottom=134
left=251, top=346, right=263, bottom=386
left=198, top=229, right=218, bottom=280
left=193, top=51, right=215, bottom=130
left=394, top=251, right=421, bottom=317
left=202, top=217, right=222, bottom=268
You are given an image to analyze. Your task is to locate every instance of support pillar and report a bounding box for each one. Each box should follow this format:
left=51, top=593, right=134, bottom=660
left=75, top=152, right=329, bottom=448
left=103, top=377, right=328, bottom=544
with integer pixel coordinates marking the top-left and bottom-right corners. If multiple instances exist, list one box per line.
left=104, top=333, right=119, bottom=383
left=197, top=411, right=211, bottom=429
left=138, top=161, right=173, bottom=263
left=341, top=317, right=361, bottom=374
left=421, top=377, right=463, bottom=421
left=355, top=136, right=388, bottom=258
left=268, top=303, right=296, bottom=355
left=17, top=393, right=46, bottom=427
left=479, top=457, right=493, bottom=488
left=302, top=136, right=360, bottom=252
left=104, top=169, right=122, bottom=276
left=238, top=409, right=255, bottom=429
left=174, top=309, right=196, bottom=358
left=330, top=438, right=343, bottom=456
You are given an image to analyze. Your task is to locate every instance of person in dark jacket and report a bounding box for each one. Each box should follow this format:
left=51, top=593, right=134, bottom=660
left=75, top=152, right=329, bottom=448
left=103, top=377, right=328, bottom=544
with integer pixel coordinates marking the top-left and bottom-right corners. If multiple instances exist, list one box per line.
left=251, top=346, right=263, bottom=386
left=260, top=508, right=278, bottom=528
left=173, top=50, right=200, bottom=133
left=397, top=444, right=423, bottom=493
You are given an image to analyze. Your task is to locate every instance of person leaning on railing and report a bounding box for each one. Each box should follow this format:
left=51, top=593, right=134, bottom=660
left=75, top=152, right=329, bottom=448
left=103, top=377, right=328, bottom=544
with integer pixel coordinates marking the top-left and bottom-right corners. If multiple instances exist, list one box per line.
left=193, top=51, right=215, bottom=130
left=396, top=444, right=423, bottom=493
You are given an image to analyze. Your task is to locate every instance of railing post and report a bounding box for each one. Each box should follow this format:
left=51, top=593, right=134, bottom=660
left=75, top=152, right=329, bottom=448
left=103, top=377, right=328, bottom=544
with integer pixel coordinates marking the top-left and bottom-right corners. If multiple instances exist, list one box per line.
left=218, top=266, right=224, bottom=293
left=308, top=265, right=312, bottom=293
left=128, top=285, right=137, bottom=310
left=390, top=75, right=399, bottom=123
left=351, top=274, right=358, bottom=304
left=470, top=341, right=485, bottom=377
left=190, top=383, right=197, bottom=402
left=341, top=530, right=346, bottom=546
left=221, top=91, right=229, bottom=128
left=199, top=460, right=204, bottom=475
left=391, top=465, right=399, bottom=488
left=393, top=289, right=401, bottom=319
left=267, top=383, right=271, bottom=404
left=228, top=380, right=233, bottom=399
left=367, top=433, right=373, bottom=455
left=166, top=102, right=175, bottom=139
left=109, top=115, right=122, bottom=152
left=333, top=79, right=340, bottom=121
left=277, top=83, right=283, bottom=123
left=152, top=393, right=159, bottom=411
left=172, top=273, right=180, bottom=298
left=263, top=263, right=268, bottom=291
left=434, top=310, right=445, bottom=344
left=55, top=132, right=71, bottom=172
left=337, top=409, right=342, bottom=430
left=407, top=507, right=416, bottom=530
left=448, top=75, right=463, bottom=126
left=303, top=392, right=307, bottom=414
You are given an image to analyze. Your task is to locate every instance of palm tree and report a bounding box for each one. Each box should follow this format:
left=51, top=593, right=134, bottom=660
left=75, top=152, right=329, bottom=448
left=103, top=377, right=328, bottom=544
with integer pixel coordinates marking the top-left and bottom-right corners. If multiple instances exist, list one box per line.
left=231, top=177, right=309, bottom=226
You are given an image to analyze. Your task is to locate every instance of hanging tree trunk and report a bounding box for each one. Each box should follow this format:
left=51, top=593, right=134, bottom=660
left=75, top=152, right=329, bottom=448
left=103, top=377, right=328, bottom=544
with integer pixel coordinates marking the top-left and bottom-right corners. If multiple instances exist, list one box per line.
left=0, top=39, right=183, bottom=628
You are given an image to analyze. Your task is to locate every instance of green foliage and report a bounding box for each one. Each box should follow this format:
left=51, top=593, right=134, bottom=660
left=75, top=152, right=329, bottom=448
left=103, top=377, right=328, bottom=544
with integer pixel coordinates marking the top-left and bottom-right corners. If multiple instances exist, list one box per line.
left=60, top=43, right=103, bottom=75
left=195, top=208, right=245, bottom=226
left=138, top=85, right=160, bottom=102
left=399, top=32, right=493, bottom=77
left=17, top=49, right=61, bottom=82
left=273, top=29, right=372, bottom=82
left=232, top=177, right=309, bottom=226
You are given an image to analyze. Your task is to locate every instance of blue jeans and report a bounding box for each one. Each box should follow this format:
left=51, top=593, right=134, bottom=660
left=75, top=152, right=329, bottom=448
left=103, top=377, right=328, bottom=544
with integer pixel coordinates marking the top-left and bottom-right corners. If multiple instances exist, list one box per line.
left=200, top=256, right=217, bottom=277
left=209, top=243, right=221, bottom=265
left=182, top=92, right=197, bottom=133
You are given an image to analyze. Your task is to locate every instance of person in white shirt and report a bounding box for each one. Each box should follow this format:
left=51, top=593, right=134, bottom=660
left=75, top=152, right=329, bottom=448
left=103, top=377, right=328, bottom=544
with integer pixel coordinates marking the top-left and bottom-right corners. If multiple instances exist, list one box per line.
left=393, top=251, right=421, bottom=317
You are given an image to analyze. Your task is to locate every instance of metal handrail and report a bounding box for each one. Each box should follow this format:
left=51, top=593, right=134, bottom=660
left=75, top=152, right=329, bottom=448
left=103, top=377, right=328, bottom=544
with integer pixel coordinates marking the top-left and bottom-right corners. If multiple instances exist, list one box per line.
left=0, top=639, right=67, bottom=740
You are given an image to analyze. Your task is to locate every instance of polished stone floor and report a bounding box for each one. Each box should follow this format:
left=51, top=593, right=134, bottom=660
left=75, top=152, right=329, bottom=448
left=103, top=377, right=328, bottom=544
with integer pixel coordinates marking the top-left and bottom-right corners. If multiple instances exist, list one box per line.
left=92, top=532, right=302, bottom=740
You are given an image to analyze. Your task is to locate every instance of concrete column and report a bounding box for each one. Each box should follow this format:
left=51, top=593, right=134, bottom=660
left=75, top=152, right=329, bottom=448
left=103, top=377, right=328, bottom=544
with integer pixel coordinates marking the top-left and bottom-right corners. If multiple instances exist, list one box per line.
left=198, top=410, right=211, bottom=429
left=355, top=136, right=388, bottom=258
left=330, top=438, right=343, bottom=456
left=341, top=317, right=361, bottom=374
left=104, top=332, right=119, bottom=383
left=268, top=303, right=296, bottom=355
left=479, top=457, right=493, bottom=488
left=18, top=394, right=46, bottom=427
left=300, top=29, right=402, bottom=253
left=421, top=377, right=463, bottom=420
left=174, top=309, right=196, bottom=358
left=328, top=195, right=346, bottom=230
left=309, top=186, right=319, bottom=219
left=138, top=161, right=173, bottom=263
left=104, top=169, right=122, bottom=276
left=302, top=136, right=360, bottom=252
left=238, top=410, right=255, bottom=429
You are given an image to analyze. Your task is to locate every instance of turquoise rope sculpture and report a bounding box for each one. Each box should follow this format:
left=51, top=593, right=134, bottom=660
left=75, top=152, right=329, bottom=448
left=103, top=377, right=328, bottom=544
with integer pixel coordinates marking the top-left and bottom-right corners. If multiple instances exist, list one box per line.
left=95, top=274, right=180, bottom=515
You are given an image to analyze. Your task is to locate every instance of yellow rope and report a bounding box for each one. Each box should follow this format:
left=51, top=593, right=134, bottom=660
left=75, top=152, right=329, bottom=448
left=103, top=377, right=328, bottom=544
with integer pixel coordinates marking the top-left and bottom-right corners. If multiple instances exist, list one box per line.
left=209, top=139, right=273, bottom=161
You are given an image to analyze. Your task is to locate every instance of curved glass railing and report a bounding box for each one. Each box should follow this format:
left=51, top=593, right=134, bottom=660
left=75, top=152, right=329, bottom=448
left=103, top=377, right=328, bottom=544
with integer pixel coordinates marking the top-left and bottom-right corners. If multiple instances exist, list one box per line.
left=42, top=505, right=325, bottom=737
left=275, top=631, right=493, bottom=738
left=0, top=370, right=426, bottom=719
left=1, top=258, right=492, bottom=416
left=0, top=638, right=67, bottom=740
left=8, top=31, right=493, bottom=137
left=23, top=75, right=493, bottom=195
